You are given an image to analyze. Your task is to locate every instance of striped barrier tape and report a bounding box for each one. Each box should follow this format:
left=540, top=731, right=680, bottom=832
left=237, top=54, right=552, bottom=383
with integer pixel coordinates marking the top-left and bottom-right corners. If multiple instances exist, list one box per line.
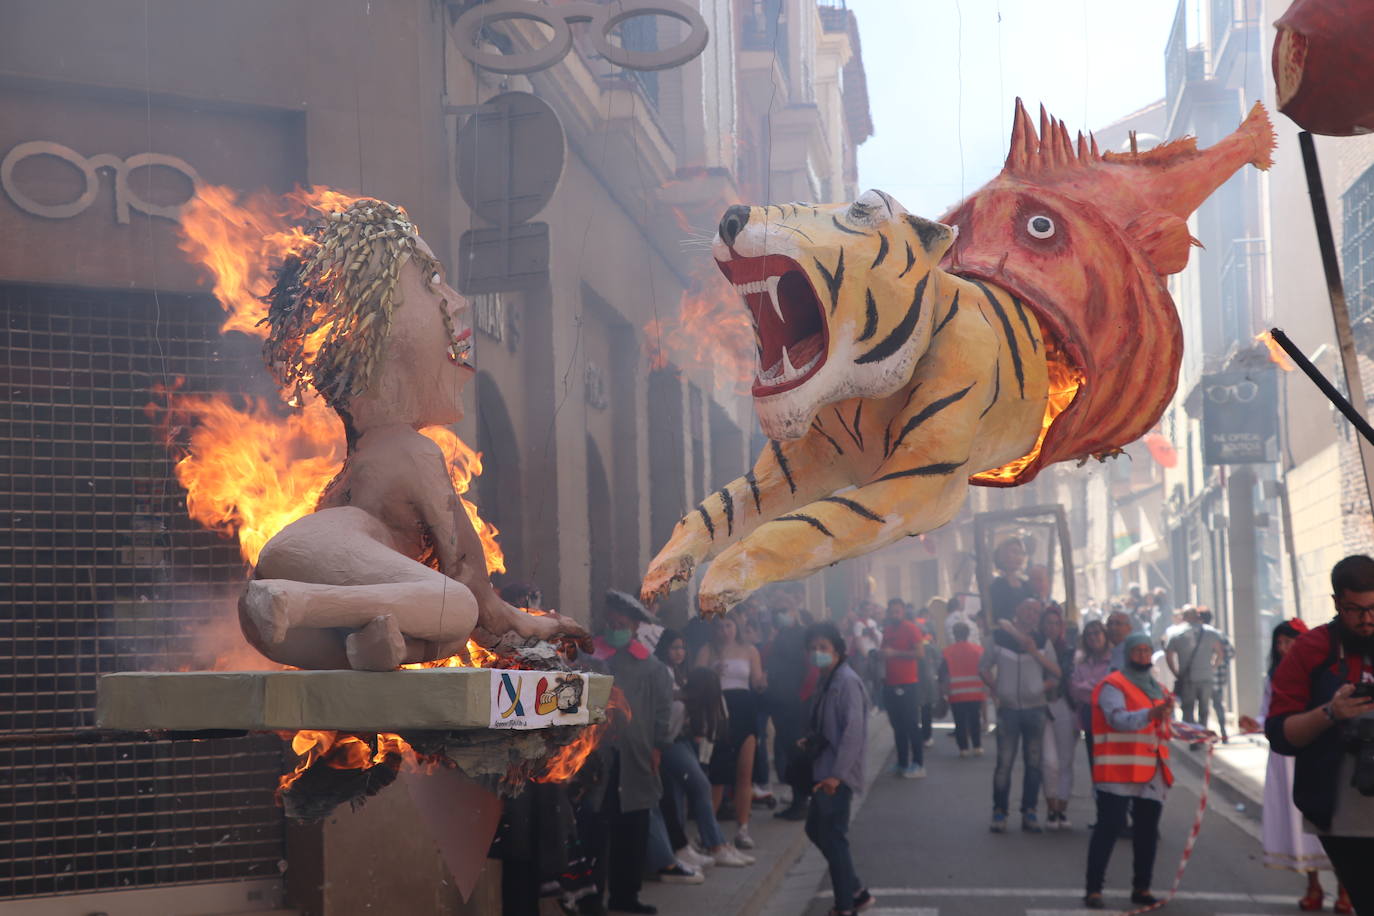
left=1116, top=719, right=1219, bottom=916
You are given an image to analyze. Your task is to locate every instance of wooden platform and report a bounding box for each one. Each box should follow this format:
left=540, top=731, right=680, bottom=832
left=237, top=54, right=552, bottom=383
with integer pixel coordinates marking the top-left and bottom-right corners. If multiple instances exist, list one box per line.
left=96, top=667, right=612, bottom=732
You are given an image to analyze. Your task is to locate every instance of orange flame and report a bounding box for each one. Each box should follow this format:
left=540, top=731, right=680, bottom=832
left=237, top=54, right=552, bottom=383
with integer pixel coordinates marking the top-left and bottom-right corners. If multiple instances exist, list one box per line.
left=535, top=686, right=631, bottom=783
left=971, top=348, right=1084, bottom=484
left=644, top=264, right=755, bottom=392
left=277, top=729, right=416, bottom=796
left=165, top=183, right=505, bottom=576
left=1256, top=330, right=1296, bottom=371
left=176, top=184, right=364, bottom=337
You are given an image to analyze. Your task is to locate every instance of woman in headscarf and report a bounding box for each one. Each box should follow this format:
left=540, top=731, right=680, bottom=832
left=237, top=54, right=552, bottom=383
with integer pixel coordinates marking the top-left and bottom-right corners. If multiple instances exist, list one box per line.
left=1082, top=632, right=1175, bottom=909
left=1240, top=619, right=1351, bottom=913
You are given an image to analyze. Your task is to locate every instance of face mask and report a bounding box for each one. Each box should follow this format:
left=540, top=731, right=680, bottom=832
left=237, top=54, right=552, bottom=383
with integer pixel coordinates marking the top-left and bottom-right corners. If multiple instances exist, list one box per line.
left=606, top=629, right=634, bottom=648
left=812, top=650, right=835, bottom=669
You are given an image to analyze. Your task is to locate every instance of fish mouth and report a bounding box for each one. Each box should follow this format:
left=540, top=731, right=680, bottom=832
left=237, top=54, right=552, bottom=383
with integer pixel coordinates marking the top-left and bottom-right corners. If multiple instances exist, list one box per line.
left=716, top=254, right=828, bottom=398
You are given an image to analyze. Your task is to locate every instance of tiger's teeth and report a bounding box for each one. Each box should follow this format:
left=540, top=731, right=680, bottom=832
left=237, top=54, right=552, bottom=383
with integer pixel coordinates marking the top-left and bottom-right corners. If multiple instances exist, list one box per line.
left=767, top=275, right=784, bottom=323
left=780, top=346, right=798, bottom=380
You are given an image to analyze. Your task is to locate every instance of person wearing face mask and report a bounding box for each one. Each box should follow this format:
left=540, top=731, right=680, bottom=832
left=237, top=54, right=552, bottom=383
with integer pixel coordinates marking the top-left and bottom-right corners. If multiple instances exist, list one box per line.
left=802, top=622, right=874, bottom=916
left=1082, top=633, right=1175, bottom=910
left=592, top=591, right=674, bottom=914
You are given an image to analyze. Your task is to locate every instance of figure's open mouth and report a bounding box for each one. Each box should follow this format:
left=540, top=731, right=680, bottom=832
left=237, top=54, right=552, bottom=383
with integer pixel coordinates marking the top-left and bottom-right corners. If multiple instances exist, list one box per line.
left=716, top=254, right=828, bottom=398
left=448, top=327, right=474, bottom=369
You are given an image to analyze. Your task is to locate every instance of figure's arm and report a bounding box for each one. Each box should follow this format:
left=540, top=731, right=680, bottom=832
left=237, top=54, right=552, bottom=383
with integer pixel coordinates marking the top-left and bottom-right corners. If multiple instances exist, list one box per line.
left=641, top=433, right=852, bottom=605
left=411, top=437, right=582, bottom=640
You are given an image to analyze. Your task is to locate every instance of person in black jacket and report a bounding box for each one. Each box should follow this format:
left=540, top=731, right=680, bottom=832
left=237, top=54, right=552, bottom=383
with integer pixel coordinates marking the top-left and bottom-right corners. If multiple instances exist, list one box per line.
left=1266, top=555, right=1374, bottom=915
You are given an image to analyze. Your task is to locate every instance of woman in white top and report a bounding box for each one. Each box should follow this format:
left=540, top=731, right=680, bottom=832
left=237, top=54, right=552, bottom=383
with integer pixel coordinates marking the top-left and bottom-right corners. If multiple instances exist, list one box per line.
left=696, top=612, right=767, bottom=849
left=1240, top=619, right=1350, bottom=913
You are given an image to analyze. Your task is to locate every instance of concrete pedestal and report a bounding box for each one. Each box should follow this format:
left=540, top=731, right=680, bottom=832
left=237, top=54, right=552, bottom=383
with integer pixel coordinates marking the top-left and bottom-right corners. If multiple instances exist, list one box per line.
left=95, top=668, right=612, bottom=732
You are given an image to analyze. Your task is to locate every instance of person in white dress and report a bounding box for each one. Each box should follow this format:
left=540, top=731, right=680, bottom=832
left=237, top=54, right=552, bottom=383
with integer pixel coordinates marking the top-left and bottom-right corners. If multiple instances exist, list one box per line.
left=1239, top=619, right=1350, bottom=913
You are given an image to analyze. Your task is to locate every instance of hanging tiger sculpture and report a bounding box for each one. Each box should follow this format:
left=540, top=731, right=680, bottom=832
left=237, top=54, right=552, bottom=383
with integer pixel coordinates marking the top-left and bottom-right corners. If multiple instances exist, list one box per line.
left=642, top=99, right=1275, bottom=615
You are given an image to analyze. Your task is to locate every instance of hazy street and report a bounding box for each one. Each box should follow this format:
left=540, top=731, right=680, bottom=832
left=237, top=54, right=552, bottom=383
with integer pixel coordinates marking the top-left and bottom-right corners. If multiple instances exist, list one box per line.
left=799, top=727, right=1301, bottom=916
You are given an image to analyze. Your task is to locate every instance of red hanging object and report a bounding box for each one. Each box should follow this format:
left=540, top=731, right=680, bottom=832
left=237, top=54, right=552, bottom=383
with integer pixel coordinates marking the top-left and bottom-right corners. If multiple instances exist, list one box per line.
left=1274, top=0, right=1374, bottom=136
left=1143, top=432, right=1179, bottom=469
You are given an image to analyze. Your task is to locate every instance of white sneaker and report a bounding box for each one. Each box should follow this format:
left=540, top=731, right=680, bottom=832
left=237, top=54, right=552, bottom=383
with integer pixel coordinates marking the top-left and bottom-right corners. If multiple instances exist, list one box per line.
left=973, top=746, right=985, bottom=756
left=734, top=825, right=756, bottom=850
left=711, top=844, right=755, bottom=867
left=658, top=863, right=704, bottom=884
left=678, top=846, right=714, bottom=869
left=959, top=749, right=972, bottom=758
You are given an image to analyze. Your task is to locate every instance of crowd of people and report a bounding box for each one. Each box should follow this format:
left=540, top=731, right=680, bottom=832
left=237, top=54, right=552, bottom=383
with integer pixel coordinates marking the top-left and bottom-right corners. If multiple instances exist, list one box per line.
left=495, top=548, right=1374, bottom=916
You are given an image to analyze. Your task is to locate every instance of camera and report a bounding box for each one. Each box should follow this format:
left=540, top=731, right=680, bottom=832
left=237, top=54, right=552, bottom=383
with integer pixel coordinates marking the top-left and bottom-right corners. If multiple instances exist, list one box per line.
left=1351, top=682, right=1374, bottom=701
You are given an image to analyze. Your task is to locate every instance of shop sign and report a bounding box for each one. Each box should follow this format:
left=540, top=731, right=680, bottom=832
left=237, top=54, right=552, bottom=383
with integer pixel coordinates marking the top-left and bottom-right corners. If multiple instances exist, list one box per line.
left=1201, top=369, right=1280, bottom=464
left=489, top=669, right=590, bottom=729
left=1, top=140, right=201, bottom=223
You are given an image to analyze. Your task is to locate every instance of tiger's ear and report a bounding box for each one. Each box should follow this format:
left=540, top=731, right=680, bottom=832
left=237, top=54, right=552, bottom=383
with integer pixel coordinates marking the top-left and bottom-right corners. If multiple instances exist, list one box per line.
left=905, top=215, right=957, bottom=260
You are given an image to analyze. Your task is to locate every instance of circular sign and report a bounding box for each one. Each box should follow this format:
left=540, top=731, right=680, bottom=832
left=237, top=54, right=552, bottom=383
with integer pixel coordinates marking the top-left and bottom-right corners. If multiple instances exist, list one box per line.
left=455, top=91, right=565, bottom=226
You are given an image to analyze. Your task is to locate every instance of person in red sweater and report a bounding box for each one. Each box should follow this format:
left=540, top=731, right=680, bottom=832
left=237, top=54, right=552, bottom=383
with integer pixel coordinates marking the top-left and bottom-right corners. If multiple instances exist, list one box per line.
left=881, top=598, right=926, bottom=778
left=1267, top=555, right=1374, bottom=915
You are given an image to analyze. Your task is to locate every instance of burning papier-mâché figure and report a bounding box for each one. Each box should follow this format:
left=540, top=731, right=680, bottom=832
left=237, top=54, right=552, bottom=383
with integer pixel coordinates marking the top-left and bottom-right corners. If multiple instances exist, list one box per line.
left=238, top=200, right=582, bottom=669
left=643, top=100, right=1274, bottom=615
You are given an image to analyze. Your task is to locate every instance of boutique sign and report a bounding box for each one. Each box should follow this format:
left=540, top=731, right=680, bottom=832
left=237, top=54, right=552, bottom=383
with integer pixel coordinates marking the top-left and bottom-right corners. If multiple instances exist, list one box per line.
left=0, top=140, right=201, bottom=224
left=1201, top=369, right=1280, bottom=465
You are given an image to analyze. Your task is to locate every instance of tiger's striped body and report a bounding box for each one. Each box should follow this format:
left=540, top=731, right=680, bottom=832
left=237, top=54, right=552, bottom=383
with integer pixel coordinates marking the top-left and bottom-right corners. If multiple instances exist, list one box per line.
left=642, top=193, right=1049, bottom=614
left=643, top=100, right=1274, bottom=615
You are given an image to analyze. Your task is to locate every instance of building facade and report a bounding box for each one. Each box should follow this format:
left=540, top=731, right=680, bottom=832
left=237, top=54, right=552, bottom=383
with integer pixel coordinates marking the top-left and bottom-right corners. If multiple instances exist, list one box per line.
left=0, top=1, right=870, bottom=913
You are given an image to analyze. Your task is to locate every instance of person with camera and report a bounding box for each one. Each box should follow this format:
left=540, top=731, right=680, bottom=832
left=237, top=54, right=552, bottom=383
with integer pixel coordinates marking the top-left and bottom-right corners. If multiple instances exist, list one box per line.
left=798, top=622, right=873, bottom=916
left=1266, top=555, right=1374, bottom=915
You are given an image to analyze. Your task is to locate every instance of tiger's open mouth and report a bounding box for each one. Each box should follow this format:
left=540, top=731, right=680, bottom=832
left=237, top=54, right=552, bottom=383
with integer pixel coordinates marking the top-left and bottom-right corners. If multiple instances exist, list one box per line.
left=717, top=254, right=828, bottom=398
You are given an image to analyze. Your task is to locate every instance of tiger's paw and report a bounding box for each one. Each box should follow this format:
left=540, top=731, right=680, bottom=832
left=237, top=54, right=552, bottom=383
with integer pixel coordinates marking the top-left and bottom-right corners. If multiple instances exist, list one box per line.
left=697, top=541, right=789, bottom=617
left=640, top=552, right=696, bottom=605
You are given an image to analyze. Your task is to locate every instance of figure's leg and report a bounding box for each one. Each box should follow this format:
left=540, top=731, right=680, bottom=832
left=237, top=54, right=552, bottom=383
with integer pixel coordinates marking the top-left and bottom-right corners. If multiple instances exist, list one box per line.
left=345, top=615, right=408, bottom=671
left=241, top=574, right=477, bottom=647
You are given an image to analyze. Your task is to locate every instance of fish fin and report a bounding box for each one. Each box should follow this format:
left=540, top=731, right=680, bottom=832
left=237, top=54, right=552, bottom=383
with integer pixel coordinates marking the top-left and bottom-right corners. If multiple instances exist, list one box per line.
left=1239, top=101, right=1276, bottom=171
left=1125, top=210, right=1194, bottom=275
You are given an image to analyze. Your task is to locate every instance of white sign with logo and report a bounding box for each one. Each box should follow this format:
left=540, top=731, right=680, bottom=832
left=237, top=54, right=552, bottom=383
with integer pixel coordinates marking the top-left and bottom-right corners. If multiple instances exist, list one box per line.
left=488, top=669, right=591, bottom=729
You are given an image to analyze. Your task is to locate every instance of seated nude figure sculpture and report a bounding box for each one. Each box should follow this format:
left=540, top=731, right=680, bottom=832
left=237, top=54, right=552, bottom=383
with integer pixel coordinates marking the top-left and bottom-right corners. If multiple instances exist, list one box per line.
left=238, top=199, right=581, bottom=670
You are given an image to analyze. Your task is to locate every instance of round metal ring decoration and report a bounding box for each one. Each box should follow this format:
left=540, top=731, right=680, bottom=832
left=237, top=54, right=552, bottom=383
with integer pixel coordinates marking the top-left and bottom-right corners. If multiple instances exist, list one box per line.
left=453, top=0, right=710, bottom=75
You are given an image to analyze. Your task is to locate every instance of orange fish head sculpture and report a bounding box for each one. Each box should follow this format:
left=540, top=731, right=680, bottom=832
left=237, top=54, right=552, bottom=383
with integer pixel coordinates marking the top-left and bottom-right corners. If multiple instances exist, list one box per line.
left=943, top=99, right=1275, bottom=486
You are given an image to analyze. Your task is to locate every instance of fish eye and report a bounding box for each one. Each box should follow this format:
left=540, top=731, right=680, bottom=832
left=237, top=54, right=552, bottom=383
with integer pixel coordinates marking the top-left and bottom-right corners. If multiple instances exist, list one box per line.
left=1026, top=215, right=1055, bottom=239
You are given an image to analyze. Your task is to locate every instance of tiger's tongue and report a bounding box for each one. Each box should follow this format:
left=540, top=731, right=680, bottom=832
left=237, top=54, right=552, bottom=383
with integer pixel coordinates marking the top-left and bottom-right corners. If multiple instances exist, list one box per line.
left=785, top=332, right=824, bottom=368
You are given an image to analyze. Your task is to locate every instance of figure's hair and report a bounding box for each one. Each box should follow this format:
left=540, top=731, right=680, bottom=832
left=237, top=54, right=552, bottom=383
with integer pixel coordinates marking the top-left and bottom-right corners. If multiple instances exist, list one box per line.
left=263, top=199, right=444, bottom=408
left=952, top=622, right=970, bottom=640
left=1331, top=555, right=1374, bottom=596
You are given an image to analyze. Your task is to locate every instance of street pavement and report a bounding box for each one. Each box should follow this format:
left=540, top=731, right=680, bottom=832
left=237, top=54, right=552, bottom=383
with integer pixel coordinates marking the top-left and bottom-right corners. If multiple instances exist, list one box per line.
left=793, top=724, right=1308, bottom=916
